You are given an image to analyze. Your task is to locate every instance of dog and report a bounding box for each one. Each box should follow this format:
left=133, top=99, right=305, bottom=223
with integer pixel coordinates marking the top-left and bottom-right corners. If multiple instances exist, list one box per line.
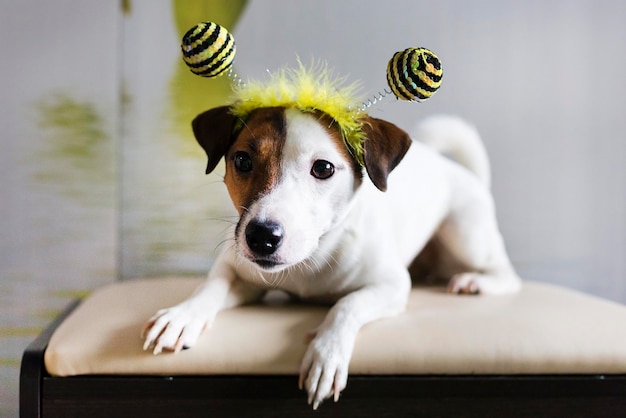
left=142, top=106, right=521, bottom=409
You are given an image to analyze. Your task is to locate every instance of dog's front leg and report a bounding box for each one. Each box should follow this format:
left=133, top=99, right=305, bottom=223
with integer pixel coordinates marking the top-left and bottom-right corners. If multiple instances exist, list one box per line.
left=142, top=252, right=263, bottom=354
left=298, top=277, right=410, bottom=409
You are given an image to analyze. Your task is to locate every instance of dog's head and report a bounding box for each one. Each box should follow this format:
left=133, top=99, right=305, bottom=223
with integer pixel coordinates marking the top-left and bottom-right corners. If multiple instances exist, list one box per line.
left=192, top=106, right=411, bottom=271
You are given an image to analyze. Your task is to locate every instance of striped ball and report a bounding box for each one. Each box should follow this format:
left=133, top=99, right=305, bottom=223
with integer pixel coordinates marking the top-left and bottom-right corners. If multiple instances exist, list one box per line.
left=386, top=47, right=443, bottom=101
left=181, top=22, right=236, bottom=78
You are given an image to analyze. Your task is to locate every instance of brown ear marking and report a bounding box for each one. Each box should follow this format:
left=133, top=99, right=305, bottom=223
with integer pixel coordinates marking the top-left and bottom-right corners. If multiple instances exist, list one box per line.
left=191, top=106, right=239, bottom=175
left=361, top=116, right=413, bottom=191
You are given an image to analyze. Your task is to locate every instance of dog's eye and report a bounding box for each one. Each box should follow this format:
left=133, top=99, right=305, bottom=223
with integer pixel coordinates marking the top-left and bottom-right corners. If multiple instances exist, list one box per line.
left=311, top=160, right=334, bottom=180
left=233, top=151, right=253, bottom=173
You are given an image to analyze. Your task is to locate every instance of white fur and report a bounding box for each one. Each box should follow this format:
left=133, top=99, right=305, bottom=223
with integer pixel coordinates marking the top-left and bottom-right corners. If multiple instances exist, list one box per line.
left=142, top=110, right=521, bottom=409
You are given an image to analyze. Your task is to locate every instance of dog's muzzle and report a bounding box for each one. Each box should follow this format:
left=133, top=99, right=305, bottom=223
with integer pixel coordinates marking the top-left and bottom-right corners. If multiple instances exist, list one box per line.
left=244, top=220, right=284, bottom=268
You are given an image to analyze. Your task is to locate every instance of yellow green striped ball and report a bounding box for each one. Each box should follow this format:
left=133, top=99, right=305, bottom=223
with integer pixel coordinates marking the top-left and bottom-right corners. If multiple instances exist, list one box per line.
left=181, top=22, right=236, bottom=78
left=386, top=47, right=443, bottom=101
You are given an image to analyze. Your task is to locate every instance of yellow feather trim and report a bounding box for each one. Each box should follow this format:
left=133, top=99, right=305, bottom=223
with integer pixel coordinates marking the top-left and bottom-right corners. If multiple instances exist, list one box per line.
left=230, top=61, right=367, bottom=165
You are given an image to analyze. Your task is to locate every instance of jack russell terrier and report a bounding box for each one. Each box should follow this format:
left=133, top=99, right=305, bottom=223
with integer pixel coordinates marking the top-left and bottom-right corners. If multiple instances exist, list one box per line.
left=142, top=105, right=521, bottom=409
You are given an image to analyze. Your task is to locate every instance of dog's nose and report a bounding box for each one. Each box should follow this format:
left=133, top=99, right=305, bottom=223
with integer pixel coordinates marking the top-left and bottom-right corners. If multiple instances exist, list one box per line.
left=245, top=220, right=284, bottom=256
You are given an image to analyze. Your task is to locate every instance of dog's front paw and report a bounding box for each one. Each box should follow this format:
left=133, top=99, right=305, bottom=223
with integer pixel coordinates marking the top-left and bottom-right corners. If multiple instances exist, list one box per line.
left=298, top=331, right=352, bottom=410
left=447, top=272, right=481, bottom=294
left=141, top=303, right=210, bottom=355
left=448, top=271, right=521, bottom=295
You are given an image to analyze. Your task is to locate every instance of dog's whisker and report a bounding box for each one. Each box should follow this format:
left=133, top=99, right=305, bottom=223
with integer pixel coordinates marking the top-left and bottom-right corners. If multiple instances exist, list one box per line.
left=317, top=243, right=339, bottom=270
left=202, top=217, right=237, bottom=224
left=309, top=255, right=320, bottom=271
left=304, top=257, right=319, bottom=275
left=206, top=214, right=240, bottom=221
left=299, top=262, right=312, bottom=279
left=275, top=266, right=292, bottom=289
left=203, top=179, right=226, bottom=187
left=295, top=258, right=309, bottom=275
left=258, top=271, right=273, bottom=287
left=322, top=252, right=337, bottom=271
left=273, top=270, right=288, bottom=289
left=238, top=118, right=257, bottom=142
left=202, top=218, right=238, bottom=229
left=213, top=237, right=236, bottom=253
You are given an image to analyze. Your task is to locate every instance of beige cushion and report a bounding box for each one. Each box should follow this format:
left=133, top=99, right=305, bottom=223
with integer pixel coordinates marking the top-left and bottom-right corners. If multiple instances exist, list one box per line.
left=45, top=277, right=626, bottom=377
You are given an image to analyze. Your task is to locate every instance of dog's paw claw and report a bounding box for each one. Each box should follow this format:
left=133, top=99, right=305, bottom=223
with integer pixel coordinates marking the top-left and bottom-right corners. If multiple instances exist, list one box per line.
left=141, top=304, right=209, bottom=354
left=299, top=333, right=350, bottom=410
left=447, top=273, right=481, bottom=295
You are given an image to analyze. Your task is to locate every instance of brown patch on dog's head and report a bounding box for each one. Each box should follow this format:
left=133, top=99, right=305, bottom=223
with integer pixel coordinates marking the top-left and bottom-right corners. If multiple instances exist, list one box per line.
left=361, top=116, right=413, bottom=191
left=192, top=106, right=288, bottom=214
left=314, top=111, right=363, bottom=185
left=223, top=107, right=287, bottom=214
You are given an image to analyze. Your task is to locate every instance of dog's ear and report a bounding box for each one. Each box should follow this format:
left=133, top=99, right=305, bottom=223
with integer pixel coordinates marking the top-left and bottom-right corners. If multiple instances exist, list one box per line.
left=192, top=106, right=239, bottom=174
left=361, top=116, right=413, bottom=191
